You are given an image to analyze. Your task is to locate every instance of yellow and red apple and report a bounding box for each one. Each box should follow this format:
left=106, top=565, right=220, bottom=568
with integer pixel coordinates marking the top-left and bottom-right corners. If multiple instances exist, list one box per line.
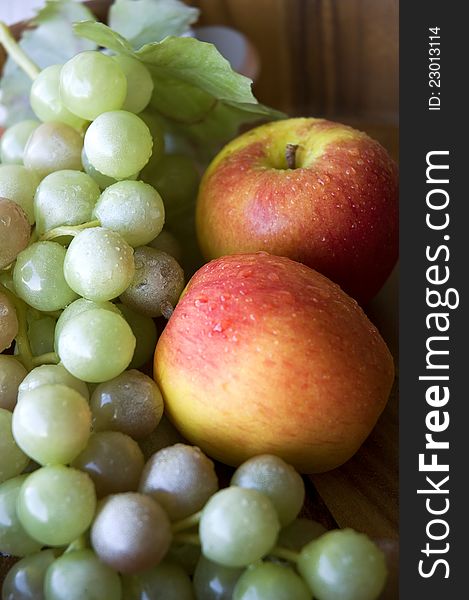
left=196, top=118, right=398, bottom=305
left=154, top=253, right=394, bottom=473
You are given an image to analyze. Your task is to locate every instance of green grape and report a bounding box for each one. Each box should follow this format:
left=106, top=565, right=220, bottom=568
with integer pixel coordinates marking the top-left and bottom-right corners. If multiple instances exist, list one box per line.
left=54, top=297, right=121, bottom=352
left=72, top=431, right=144, bottom=498
left=13, top=241, right=79, bottom=311
left=297, top=529, right=388, bottom=600
left=0, top=269, right=15, bottom=293
left=113, top=55, right=154, bottom=114
left=44, top=549, right=122, bottom=600
left=30, top=65, right=88, bottom=130
left=120, top=247, right=185, bottom=318
left=23, top=122, right=83, bottom=179
left=0, top=408, right=29, bottom=483
left=90, top=369, right=163, bottom=439
left=117, top=304, right=158, bottom=369
left=139, top=444, right=218, bottom=521
left=233, top=561, right=311, bottom=600
left=122, top=561, right=194, bottom=600
left=138, top=110, right=166, bottom=167
left=18, top=364, right=89, bottom=403
left=138, top=415, right=186, bottom=461
left=84, top=111, right=153, bottom=179
left=231, top=455, right=305, bottom=526
left=193, top=556, right=243, bottom=600
left=199, top=487, right=280, bottom=568
left=57, top=308, right=135, bottom=383
left=0, top=291, right=18, bottom=353
left=0, top=198, right=31, bottom=269
left=2, top=549, right=56, bottom=600
left=277, top=518, right=327, bottom=553
left=28, top=316, right=56, bottom=357
left=0, top=475, right=43, bottom=557
left=93, top=180, right=165, bottom=247
left=60, top=51, right=127, bottom=121
left=12, top=384, right=91, bottom=466
left=0, top=355, right=27, bottom=411
left=166, top=537, right=201, bottom=577
left=149, top=76, right=215, bottom=123
left=91, top=492, right=172, bottom=574
left=16, top=465, right=96, bottom=547
left=64, top=227, right=135, bottom=302
left=148, top=229, right=183, bottom=262
left=0, top=164, right=40, bottom=224
left=0, top=119, right=40, bottom=164
left=34, top=170, right=100, bottom=236
left=141, top=153, right=199, bottom=227
left=81, top=148, right=139, bottom=190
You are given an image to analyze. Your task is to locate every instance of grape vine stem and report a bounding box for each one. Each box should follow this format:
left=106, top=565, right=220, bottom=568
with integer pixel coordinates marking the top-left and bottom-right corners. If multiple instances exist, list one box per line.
left=172, top=532, right=201, bottom=546
left=32, top=352, right=59, bottom=366
left=40, top=220, right=101, bottom=242
left=0, top=22, right=40, bottom=80
left=269, top=546, right=300, bottom=563
left=172, top=525, right=300, bottom=564
left=171, top=510, right=202, bottom=533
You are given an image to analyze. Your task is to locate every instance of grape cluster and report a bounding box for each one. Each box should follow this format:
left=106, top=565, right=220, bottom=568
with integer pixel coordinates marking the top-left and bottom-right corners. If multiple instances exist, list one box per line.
left=1, top=432, right=387, bottom=600
left=0, top=48, right=191, bottom=379
left=1, top=35, right=387, bottom=600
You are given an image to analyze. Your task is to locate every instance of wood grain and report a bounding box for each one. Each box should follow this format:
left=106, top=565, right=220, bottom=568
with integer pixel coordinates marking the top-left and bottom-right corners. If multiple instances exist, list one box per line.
left=312, top=385, right=398, bottom=539
left=188, top=0, right=399, bottom=122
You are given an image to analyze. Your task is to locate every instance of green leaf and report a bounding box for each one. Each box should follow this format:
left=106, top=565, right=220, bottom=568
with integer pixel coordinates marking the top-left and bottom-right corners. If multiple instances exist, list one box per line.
left=72, top=21, right=134, bottom=56
left=31, top=0, right=97, bottom=26
left=0, top=0, right=97, bottom=126
left=137, top=36, right=257, bottom=104
left=149, top=75, right=217, bottom=124
left=109, top=0, right=199, bottom=48
left=180, top=102, right=284, bottom=160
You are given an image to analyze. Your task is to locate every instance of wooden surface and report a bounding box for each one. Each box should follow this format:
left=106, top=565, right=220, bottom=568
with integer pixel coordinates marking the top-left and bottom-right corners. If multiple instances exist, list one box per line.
left=188, top=0, right=399, bottom=123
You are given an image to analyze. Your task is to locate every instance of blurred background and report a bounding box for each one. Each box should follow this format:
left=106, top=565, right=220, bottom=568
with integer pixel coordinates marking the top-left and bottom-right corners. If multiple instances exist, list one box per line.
left=188, top=0, right=398, bottom=124
left=1, top=0, right=398, bottom=123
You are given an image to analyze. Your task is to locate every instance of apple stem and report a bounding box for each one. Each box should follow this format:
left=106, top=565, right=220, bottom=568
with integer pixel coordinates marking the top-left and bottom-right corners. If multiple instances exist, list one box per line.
left=285, top=143, right=299, bottom=169
left=160, top=300, right=174, bottom=320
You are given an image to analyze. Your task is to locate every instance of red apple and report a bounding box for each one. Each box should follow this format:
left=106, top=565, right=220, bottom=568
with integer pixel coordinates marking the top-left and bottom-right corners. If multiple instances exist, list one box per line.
left=154, top=253, right=394, bottom=473
left=196, top=118, right=398, bottom=305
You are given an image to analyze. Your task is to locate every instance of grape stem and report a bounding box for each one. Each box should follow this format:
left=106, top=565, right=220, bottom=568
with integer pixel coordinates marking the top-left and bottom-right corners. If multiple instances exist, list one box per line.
left=171, top=510, right=202, bottom=533
left=0, top=283, right=34, bottom=371
left=32, top=352, right=59, bottom=366
left=172, top=532, right=201, bottom=546
left=0, top=22, right=40, bottom=80
left=40, top=220, right=101, bottom=242
left=64, top=535, right=88, bottom=554
left=172, top=524, right=300, bottom=563
left=269, top=546, right=300, bottom=563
